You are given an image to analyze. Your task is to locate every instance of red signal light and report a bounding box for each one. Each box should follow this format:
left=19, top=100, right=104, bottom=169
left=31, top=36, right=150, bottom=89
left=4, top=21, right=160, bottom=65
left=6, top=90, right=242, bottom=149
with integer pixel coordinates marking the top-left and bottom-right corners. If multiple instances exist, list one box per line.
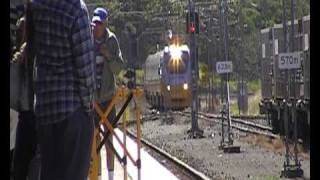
left=190, top=22, right=195, bottom=33
left=186, top=12, right=199, bottom=34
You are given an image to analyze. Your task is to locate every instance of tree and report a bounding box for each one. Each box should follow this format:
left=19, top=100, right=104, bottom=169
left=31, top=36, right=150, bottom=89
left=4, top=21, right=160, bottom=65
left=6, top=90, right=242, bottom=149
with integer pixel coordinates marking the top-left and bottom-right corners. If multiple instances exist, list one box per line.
left=85, top=0, right=309, bottom=71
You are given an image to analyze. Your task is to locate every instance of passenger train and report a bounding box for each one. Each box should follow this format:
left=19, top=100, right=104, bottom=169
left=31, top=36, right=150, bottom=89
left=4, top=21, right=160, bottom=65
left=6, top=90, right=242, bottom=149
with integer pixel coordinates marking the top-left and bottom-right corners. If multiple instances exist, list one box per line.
left=144, top=44, right=192, bottom=110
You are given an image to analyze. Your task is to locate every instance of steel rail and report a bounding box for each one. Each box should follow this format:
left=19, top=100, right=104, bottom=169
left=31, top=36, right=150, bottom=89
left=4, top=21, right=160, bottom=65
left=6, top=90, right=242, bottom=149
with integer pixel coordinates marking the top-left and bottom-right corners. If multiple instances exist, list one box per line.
left=124, top=129, right=212, bottom=180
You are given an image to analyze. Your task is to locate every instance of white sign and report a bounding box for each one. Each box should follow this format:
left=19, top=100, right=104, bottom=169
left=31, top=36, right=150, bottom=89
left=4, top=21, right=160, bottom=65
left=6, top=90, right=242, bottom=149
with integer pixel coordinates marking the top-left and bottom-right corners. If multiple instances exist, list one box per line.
left=274, top=39, right=278, bottom=55
left=304, top=34, right=309, bottom=51
left=216, top=61, right=233, bottom=74
left=262, top=44, right=266, bottom=58
left=278, top=52, right=301, bottom=69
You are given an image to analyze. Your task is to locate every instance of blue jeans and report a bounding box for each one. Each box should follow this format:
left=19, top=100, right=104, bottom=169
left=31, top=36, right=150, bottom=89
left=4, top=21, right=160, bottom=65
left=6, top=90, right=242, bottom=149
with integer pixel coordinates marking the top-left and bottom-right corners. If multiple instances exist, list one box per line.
left=38, top=107, right=94, bottom=180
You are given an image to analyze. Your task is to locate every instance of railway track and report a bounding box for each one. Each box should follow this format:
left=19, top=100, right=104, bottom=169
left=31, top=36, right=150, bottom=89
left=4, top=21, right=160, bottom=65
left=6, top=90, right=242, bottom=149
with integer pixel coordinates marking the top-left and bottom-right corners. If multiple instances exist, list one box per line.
left=124, top=129, right=211, bottom=180
left=122, top=107, right=278, bottom=139
left=172, top=110, right=279, bottom=139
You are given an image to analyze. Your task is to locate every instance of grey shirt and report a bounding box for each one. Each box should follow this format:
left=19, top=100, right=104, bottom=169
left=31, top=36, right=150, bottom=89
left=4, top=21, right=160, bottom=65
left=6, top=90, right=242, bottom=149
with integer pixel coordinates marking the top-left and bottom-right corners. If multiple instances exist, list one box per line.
left=95, top=28, right=125, bottom=103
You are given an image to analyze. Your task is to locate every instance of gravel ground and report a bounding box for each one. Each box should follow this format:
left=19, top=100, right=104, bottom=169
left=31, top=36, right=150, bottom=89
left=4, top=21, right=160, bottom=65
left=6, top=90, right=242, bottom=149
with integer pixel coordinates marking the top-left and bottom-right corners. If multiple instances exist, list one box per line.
left=126, top=104, right=310, bottom=180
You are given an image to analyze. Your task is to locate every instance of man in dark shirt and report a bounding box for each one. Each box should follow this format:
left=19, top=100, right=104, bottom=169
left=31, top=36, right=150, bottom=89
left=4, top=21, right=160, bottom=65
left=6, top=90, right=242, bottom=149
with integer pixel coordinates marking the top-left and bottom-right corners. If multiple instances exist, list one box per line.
left=29, top=0, right=96, bottom=179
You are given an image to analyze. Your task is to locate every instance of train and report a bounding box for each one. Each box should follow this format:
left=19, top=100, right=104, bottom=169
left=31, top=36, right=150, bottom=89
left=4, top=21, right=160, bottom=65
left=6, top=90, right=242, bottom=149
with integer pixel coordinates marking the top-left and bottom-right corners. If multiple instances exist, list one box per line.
left=144, top=44, right=192, bottom=110
left=259, top=15, right=310, bottom=147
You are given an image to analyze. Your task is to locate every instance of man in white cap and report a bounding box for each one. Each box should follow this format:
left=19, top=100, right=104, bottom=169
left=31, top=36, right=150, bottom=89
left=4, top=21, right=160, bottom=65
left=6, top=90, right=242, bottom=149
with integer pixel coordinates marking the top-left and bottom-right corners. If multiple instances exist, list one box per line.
left=91, top=7, right=125, bottom=180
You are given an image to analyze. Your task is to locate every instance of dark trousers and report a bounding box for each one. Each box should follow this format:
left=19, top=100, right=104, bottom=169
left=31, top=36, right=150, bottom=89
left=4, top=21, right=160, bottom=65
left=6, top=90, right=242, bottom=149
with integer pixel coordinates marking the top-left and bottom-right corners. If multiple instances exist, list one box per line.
left=38, top=107, right=94, bottom=180
left=13, top=111, right=37, bottom=180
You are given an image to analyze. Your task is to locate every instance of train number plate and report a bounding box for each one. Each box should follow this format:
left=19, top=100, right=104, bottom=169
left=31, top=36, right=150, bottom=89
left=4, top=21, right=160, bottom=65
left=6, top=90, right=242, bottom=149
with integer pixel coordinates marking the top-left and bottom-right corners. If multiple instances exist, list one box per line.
left=216, top=61, right=233, bottom=74
left=278, top=52, right=301, bottom=69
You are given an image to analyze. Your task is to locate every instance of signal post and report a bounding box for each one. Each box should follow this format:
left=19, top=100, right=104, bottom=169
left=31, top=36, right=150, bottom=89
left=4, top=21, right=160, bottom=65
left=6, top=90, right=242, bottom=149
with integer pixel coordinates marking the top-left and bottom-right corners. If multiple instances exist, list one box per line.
left=186, top=0, right=204, bottom=138
left=217, top=0, right=240, bottom=153
left=280, top=0, right=303, bottom=177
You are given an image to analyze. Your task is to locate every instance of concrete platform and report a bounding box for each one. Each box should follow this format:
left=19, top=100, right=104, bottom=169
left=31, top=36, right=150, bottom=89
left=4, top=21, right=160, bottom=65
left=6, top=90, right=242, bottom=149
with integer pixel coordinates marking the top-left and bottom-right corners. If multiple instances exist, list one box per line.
left=100, top=145, right=132, bottom=180
left=98, top=128, right=179, bottom=180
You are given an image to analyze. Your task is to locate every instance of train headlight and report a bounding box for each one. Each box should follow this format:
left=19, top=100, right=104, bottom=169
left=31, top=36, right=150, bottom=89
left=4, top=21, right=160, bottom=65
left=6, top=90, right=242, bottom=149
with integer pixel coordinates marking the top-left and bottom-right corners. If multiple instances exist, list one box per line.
left=167, top=85, right=171, bottom=91
left=183, top=83, right=188, bottom=90
left=169, top=45, right=182, bottom=60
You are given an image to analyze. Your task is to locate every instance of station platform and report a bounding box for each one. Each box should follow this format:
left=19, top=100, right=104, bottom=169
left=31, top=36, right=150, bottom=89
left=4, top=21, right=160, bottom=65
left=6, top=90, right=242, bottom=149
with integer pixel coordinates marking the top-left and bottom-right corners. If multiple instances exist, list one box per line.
left=98, top=128, right=179, bottom=180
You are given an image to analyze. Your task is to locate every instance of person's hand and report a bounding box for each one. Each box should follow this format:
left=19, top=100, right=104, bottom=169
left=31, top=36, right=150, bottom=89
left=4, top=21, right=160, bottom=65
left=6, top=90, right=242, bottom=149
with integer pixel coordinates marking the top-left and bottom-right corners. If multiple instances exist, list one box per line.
left=11, top=43, right=26, bottom=64
left=99, top=44, right=112, bottom=60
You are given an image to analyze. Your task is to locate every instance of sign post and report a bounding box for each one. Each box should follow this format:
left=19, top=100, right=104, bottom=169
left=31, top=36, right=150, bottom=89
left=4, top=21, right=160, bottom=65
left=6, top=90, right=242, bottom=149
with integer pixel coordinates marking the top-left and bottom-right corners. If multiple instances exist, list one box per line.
left=216, top=61, right=240, bottom=153
left=279, top=52, right=304, bottom=178
left=187, top=0, right=204, bottom=138
left=278, top=52, right=301, bottom=70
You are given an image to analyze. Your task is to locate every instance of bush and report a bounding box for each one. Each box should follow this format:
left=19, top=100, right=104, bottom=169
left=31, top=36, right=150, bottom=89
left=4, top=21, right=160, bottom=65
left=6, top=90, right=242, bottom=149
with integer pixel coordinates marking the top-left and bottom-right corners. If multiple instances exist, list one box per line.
left=248, top=79, right=261, bottom=93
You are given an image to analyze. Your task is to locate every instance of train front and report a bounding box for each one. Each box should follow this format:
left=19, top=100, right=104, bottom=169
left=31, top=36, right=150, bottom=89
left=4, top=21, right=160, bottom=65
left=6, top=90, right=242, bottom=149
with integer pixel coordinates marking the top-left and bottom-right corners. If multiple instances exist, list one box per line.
left=160, top=44, right=192, bottom=109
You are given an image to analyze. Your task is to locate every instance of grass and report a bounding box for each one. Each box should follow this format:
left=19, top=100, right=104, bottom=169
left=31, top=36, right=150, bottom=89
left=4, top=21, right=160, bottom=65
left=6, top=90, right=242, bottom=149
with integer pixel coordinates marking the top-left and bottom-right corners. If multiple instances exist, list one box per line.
left=230, top=101, right=239, bottom=115
left=248, top=89, right=262, bottom=115
left=229, top=88, right=262, bottom=115
left=213, top=79, right=260, bottom=95
left=228, top=80, right=262, bottom=115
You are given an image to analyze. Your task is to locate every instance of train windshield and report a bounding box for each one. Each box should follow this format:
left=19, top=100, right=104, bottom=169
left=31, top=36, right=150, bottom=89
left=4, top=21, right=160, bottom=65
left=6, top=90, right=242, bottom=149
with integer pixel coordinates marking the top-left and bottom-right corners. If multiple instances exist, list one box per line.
left=166, top=51, right=189, bottom=74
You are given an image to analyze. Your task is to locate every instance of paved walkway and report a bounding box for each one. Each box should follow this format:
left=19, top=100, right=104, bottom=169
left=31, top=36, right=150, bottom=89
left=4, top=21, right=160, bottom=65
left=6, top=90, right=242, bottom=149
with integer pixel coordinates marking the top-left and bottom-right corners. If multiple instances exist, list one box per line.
left=99, top=128, right=179, bottom=180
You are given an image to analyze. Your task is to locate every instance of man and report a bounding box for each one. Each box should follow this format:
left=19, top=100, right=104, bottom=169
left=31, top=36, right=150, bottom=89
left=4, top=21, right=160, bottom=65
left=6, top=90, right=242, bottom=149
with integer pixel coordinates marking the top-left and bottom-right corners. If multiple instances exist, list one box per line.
left=12, top=13, right=39, bottom=180
left=91, top=7, right=125, bottom=180
left=29, top=0, right=96, bottom=179
left=10, top=3, right=25, bottom=56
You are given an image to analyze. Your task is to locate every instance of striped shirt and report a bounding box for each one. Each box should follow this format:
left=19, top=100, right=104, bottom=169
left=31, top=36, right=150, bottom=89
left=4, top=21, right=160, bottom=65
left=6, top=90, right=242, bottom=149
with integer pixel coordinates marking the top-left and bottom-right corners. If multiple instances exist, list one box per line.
left=31, top=0, right=96, bottom=124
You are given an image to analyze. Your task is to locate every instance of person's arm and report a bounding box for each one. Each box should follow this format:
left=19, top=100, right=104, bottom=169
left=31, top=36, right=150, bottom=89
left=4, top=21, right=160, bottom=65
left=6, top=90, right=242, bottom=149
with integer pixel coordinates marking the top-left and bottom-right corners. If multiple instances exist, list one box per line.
left=71, top=8, right=95, bottom=112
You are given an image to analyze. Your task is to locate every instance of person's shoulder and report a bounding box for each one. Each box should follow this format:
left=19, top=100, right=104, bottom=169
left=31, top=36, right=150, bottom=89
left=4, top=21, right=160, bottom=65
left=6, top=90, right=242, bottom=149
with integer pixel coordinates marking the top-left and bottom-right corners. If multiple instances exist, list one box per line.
left=32, top=0, right=89, bottom=17
left=106, top=29, right=118, bottom=41
left=70, top=0, right=89, bottom=16
left=70, top=0, right=88, bottom=12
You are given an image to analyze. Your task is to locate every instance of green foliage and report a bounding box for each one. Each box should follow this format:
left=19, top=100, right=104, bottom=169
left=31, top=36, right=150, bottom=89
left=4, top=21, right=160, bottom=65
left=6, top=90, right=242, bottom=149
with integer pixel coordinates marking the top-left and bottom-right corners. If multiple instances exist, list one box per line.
left=248, top=89, right=262, bottom=115
left=85, top=0, right=309, bottom=73
left=296, top=0, right=310, bottom=19
left=228, top=80, right=238, bottom=93
left=135, top=69, right=144, bottom=84
left=254, top=0, right=283, bottom=28
left=248, top=79, right=261, bottom=93
left=230, top=101, right=239, bottom=115
left=199, top=62, right=209, bottom=85
left=212, top=75, right=221, bottom=88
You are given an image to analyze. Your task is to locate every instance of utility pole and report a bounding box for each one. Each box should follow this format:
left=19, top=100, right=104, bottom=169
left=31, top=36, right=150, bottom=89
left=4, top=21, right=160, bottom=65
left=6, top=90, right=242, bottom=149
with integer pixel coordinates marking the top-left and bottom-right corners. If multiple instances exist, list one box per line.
left=281, top=0, right=290, bottom=174
left=237, top=0, right=248, bottom=115
left=187, top=0, right=204, bottom=138
left=280, top=0, right=303, bottom=177
left=218, top=0, right=240, bottom=153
